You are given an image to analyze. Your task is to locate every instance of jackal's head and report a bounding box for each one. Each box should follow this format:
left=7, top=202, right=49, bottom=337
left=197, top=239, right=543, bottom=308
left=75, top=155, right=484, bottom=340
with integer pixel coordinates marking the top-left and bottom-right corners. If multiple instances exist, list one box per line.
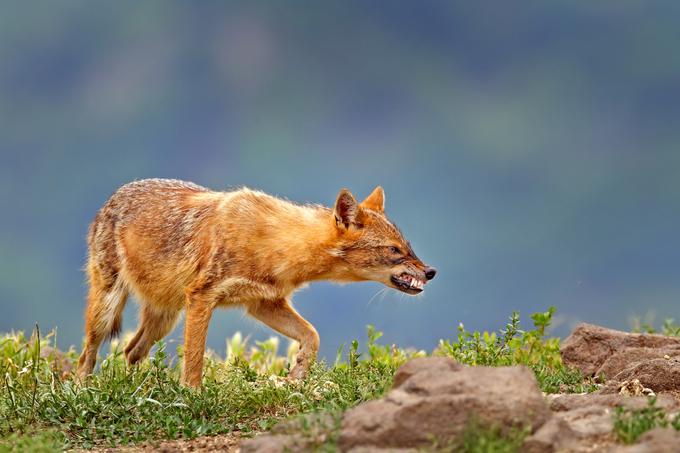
left=330, top=187, right=436, bottom=295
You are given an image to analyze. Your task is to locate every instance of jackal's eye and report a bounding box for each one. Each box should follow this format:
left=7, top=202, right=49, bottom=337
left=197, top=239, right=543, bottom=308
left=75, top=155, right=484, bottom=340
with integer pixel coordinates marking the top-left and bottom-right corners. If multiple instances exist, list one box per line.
left=389, top=246, right=402, bottom=255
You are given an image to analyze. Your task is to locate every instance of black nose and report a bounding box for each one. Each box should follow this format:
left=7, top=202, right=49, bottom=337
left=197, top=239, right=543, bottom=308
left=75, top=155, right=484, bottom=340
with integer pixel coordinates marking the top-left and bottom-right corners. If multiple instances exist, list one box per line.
left=424, top=267, right=437, bottom=280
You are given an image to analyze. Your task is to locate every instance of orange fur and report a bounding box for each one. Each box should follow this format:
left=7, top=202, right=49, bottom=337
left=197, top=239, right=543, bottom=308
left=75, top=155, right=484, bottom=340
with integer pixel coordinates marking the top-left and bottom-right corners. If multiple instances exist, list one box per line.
left=77, top=179, right=435, bottom=387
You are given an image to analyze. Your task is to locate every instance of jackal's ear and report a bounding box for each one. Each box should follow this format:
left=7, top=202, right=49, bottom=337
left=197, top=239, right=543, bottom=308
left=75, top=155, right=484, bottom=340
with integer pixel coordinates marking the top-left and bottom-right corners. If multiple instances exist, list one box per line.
left=360, top=186, right=384, bottom=213
left=333, top=189, right=360, bottom=229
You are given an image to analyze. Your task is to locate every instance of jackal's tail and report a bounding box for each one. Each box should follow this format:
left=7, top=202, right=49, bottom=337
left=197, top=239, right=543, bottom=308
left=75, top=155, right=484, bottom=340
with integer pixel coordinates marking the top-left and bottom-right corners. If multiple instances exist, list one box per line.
left=77, top=272, right=129, bottom=377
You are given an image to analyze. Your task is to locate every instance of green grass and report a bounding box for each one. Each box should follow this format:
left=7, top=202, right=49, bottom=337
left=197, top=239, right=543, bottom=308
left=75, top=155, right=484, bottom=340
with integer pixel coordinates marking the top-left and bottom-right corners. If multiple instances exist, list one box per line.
left=631, top=317, right=680, bottom=337
left=0, top=309, right=595, bottom=451
left=0, top=326, right=410, bottom=450
left=613, top=397, right=680, bottom=444
left=0, top=429, right=62, bottom=453
left=435, top=307, right=600, bottom=393
left=460, top=421, right=530, bottom=453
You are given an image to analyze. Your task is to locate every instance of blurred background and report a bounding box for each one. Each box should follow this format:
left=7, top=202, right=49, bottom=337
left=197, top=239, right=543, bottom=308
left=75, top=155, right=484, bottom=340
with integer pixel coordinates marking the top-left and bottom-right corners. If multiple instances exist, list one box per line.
left=1, top=1, right=679, bottom=360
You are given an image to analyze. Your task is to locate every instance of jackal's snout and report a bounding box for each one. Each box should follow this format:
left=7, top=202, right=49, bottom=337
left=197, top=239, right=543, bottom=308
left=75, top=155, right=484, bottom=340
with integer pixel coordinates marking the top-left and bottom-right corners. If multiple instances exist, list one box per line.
left=424, top=266, right=437, bottom=280
left=390, top=261, right=435, bottom=296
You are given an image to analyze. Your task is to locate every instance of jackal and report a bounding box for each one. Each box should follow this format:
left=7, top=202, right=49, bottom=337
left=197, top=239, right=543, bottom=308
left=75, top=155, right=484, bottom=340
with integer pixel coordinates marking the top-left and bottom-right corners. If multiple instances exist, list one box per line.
left=77, top=179, right=436, bottom=387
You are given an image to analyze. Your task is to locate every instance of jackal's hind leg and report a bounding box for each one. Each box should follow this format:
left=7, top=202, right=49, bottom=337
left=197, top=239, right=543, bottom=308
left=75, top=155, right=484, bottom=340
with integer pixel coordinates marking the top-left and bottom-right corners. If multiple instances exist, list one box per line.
left=125, top=304, right=180, bottom=365
left=247, top=299, right=319, bottom=380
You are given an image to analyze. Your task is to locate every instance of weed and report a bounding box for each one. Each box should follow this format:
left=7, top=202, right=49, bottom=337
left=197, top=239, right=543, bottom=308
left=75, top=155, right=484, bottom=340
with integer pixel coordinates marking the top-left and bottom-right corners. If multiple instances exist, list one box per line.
left=429, top=419, right=529, bottom=453
left=631, top=317, right=680, bottom=337
left=613, top=397, right=680, bottom=444
left=435, top=307, right=597, bottom=393
left=0, top=309, right=600, bottom=450
left=460, top=421, right=529, bottom=453
left=0, top=429, right=63, bottom=453
left=0, top=326, right=400, bottom=450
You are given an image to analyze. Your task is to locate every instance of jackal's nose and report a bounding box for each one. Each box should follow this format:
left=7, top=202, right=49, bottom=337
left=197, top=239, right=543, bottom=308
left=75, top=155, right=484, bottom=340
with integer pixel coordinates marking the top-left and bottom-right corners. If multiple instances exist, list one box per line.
left=424, top=267, right=437, bottom=280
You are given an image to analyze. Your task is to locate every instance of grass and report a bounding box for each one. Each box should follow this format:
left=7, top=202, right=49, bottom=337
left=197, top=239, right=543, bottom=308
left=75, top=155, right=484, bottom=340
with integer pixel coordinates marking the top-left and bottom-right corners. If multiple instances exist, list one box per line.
left=460, top=422, right=530, bottom=453
left=0, top=429, right=62, bottom=453
left=631, top=317, right=680, bottom=337
left=0, top=329, right=403, bottom=450
left=0, top=309, right=596, bottom=451
left=435, top=307, right=600, bottom=393
left=613, top=397, right=680, bottom=444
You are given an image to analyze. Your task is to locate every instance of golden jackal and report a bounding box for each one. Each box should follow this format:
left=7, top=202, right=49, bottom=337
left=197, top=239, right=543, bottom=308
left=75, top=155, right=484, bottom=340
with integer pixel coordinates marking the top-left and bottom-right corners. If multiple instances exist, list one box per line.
left=77, top=179, right=436, bottom=387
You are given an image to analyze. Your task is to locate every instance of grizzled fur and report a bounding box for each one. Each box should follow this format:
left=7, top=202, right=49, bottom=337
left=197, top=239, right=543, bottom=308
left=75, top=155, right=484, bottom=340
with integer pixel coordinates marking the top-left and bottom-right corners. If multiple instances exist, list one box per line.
left=77, top=179, right=434, bottom=387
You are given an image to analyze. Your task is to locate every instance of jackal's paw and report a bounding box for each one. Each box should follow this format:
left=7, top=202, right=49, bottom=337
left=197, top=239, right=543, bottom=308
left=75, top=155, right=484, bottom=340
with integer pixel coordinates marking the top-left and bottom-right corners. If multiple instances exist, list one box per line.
left=73, top=372, right=89, bottom=387
left=287, top=364, right=309, bottom=381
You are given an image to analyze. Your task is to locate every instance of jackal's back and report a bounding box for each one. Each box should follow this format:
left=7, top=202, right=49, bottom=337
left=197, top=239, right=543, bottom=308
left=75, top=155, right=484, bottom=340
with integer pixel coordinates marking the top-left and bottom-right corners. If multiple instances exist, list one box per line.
left=87, top=179, right=216, bottom=308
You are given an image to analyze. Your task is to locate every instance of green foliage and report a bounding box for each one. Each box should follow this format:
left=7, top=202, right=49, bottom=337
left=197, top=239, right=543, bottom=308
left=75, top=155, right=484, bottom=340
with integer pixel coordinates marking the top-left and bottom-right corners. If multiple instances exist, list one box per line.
left=0, top=327, right=396, bottom=450
left=428, top=419, right=529, bottom=453
left=222, top=332, right=296, bottom=375
left=631, top=317, right=680, bottom=337
left=435, top=307, right=598, bottom=393
left=613, top=397, right=680, bottom=444
left=0, top=429, right=63, bottom=453
left=267, top=411, right=344, bottom=452
left=436, top=308, right=557, bottom=367
left=460, top=421, right=529, bottom=453
left=0, top=309, right=600, bottom=450
left=342, top=324, right=426, bottom=370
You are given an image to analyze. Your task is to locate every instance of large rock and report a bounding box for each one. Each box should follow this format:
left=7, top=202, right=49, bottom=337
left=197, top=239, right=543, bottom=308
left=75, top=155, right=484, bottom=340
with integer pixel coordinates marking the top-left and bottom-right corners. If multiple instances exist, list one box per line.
left=600, top=357, right=680, bottom=395
left=338, top=358, right=550, bottom=450
left=560, top=323, right=680, bottom=377
left=597, top=347, right=680, bottom=380
left=391, top=356, right=462, bottom=388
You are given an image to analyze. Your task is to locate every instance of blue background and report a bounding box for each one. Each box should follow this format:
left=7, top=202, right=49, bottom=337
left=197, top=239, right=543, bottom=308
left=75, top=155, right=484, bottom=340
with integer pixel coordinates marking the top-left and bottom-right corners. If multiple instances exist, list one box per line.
left=1, top=1, right=679, bottom=359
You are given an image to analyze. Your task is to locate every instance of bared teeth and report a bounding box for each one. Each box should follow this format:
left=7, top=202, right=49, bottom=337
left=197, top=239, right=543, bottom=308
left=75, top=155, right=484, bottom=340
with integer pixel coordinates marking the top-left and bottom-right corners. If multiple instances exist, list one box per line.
left=408, top=278, right=423, bottom=289
left=398, top=274, right=424, bottom=290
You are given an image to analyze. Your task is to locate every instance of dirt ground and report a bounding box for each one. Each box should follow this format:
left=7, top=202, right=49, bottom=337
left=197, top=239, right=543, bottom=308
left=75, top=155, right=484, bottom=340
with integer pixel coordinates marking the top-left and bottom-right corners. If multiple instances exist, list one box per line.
left=86, top=432, right=242, bottom=453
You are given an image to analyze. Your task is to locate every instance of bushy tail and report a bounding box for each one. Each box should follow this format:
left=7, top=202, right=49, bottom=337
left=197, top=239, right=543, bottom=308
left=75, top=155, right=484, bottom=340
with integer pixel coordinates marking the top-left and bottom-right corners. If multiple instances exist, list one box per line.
left=78, top=276, right=128, bottom=377
left=93, top=278, right=128, bottom=340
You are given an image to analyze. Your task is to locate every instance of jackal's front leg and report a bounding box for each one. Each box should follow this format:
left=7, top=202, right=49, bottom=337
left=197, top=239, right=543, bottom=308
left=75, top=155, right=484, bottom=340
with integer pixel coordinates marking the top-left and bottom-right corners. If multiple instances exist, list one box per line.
left=247, top=299, right=319, bottom=379
left=182, top=291, right=214, bottom=388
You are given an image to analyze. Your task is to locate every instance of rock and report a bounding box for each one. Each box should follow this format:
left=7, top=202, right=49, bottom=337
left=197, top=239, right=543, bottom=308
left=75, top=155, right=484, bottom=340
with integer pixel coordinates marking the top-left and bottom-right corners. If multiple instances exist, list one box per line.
left=560, top=323, right=680, bottom=377
left=541, top=392, right=680, bottom=452
left=597, top=347, right=680, bottom=380
left=608, top=428, right=680, bottom=453
left=338, top=358, right=550, bottom=450
left=522, top=416, right=577, bottom=453
left=602, top=357, right=680, bottom=394
left=557, top=405, right=615, bottom=439
left=548, top=393, right=679, bottom=412
left=391, top=356, right=462, bottom=389
left=269, top=412, right=337, bottom=435
left=240, top=412, right=337, bottom=453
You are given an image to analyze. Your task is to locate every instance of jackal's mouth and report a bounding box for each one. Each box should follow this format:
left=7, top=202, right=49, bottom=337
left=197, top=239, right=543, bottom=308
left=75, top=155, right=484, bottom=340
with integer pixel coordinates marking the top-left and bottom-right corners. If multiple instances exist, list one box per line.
left=390, top=273, right=425, bottom=295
